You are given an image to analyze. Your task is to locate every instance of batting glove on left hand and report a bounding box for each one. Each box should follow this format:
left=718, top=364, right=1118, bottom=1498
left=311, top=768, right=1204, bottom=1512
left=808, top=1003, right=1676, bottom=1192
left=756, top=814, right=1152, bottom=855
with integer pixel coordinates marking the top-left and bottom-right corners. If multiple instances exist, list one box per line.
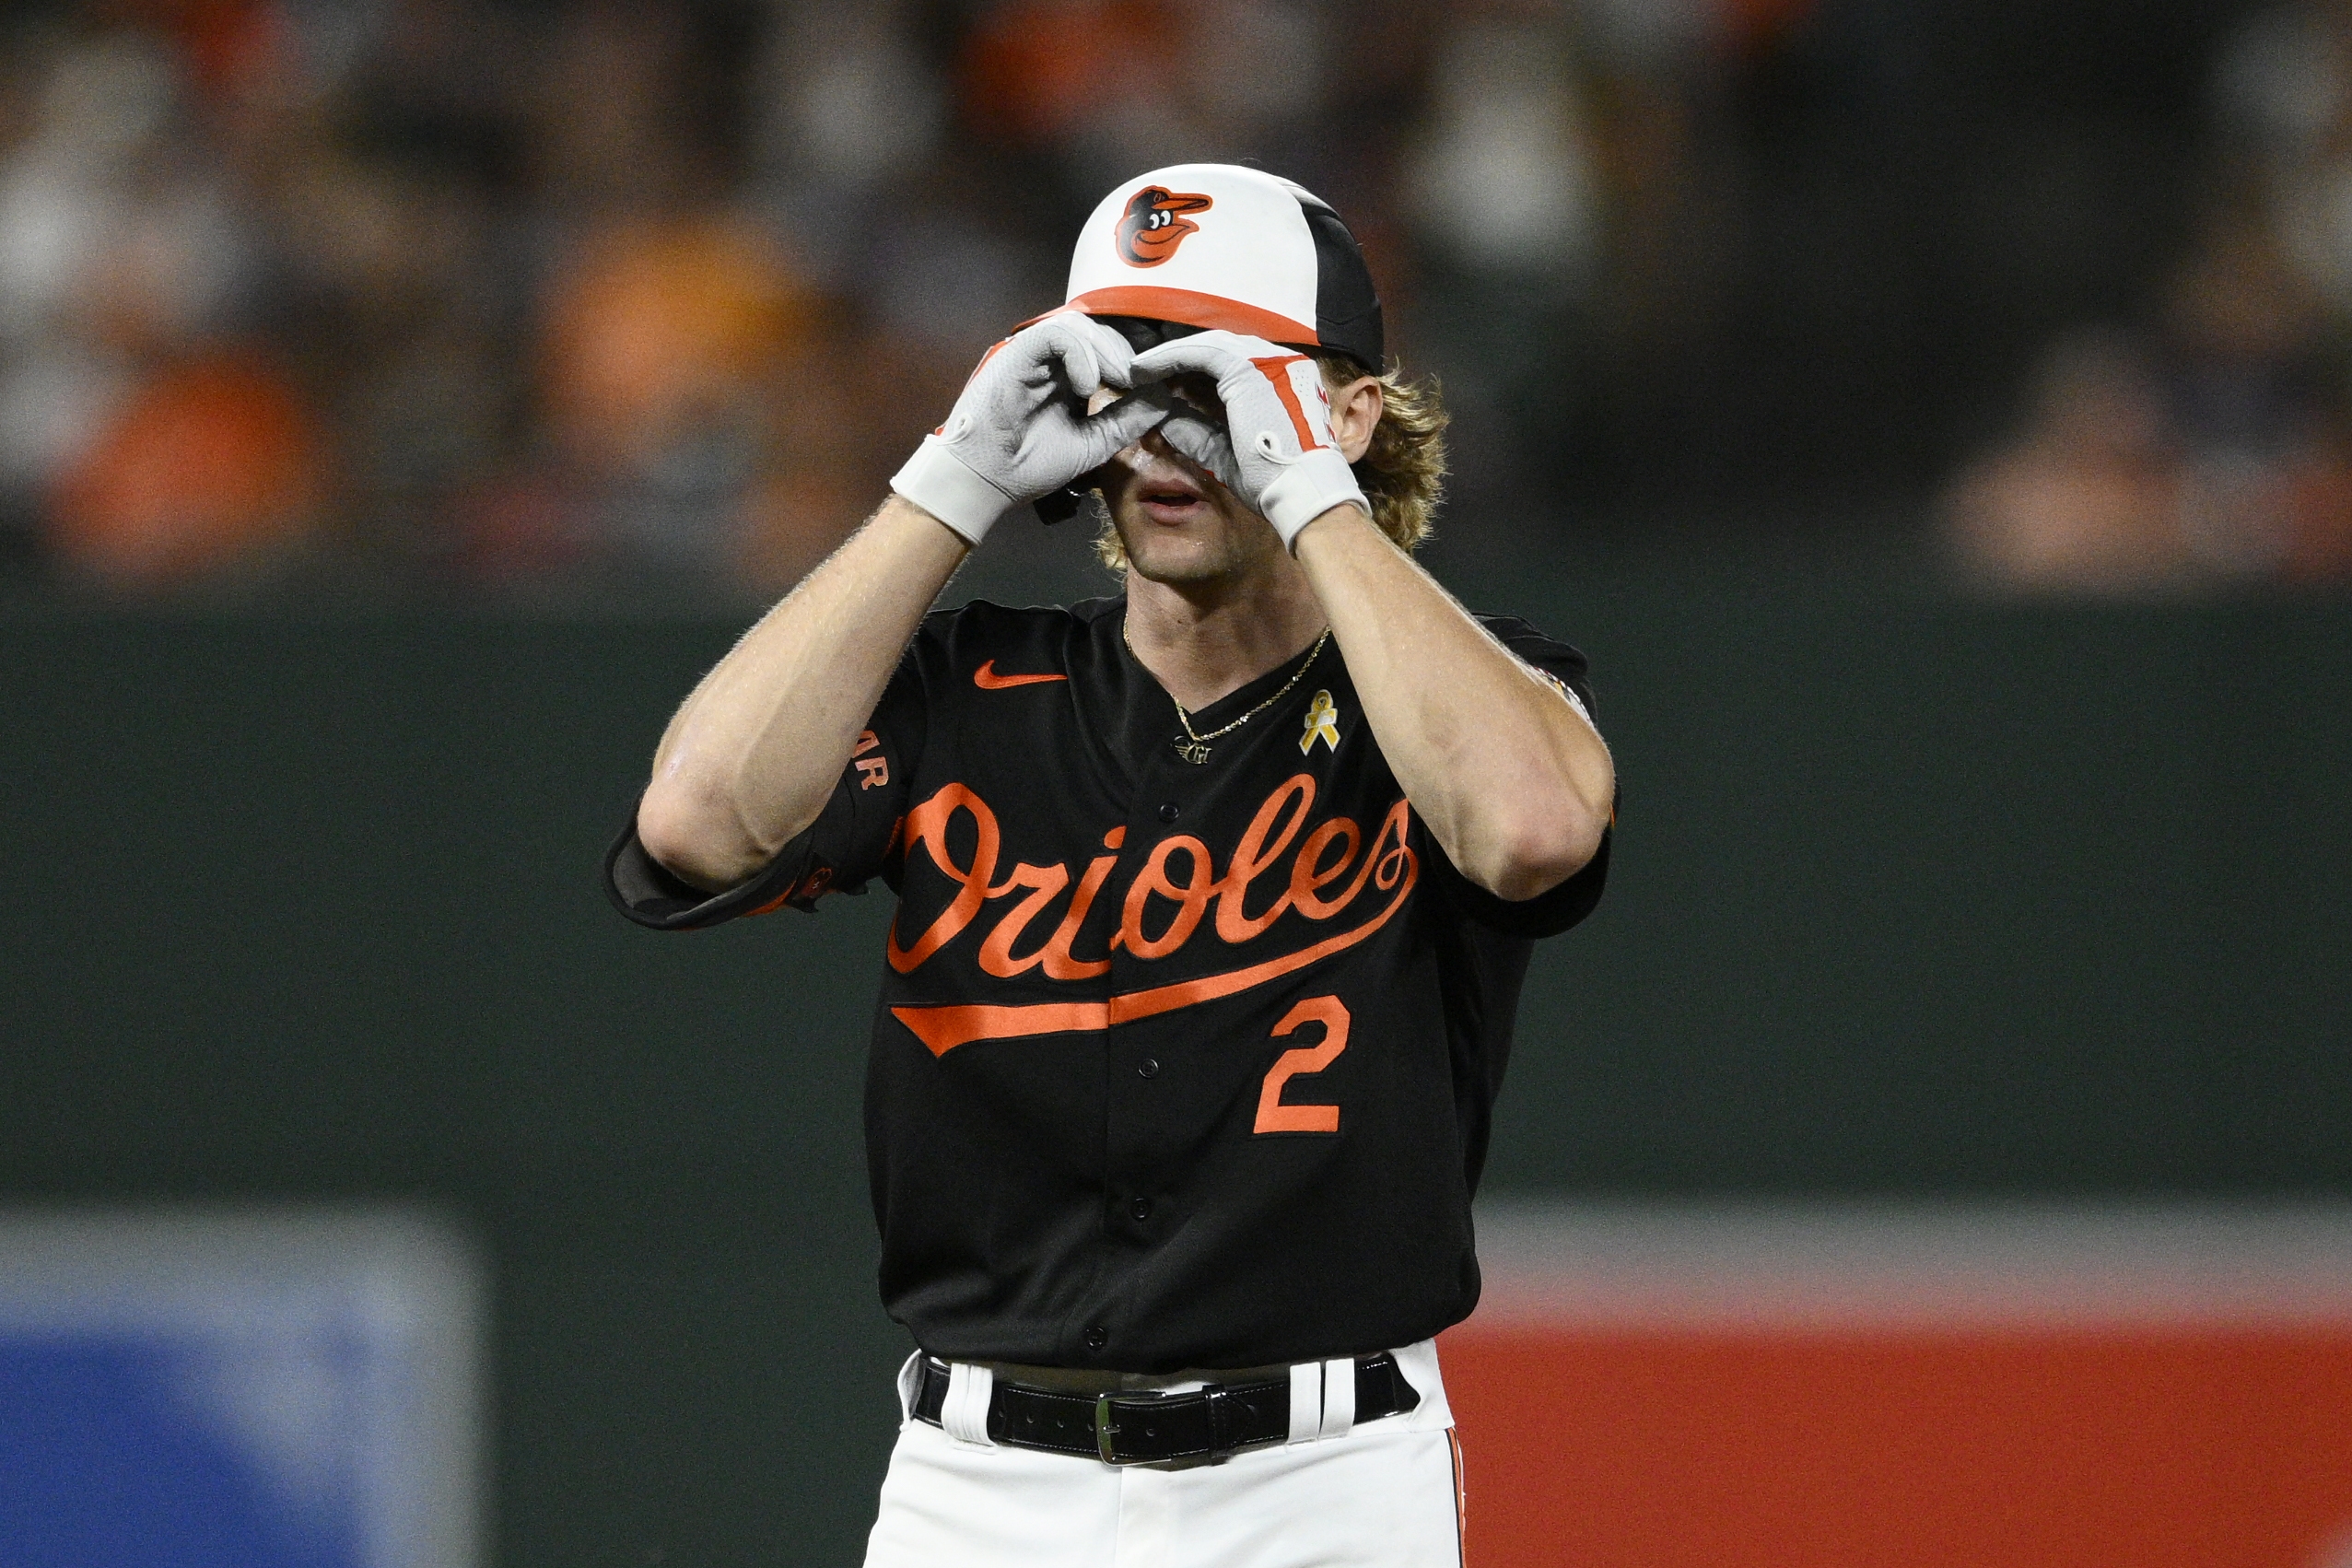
left=1129, top=330, right=1369, bottom=549
left=892, top=312, right=1169, bottom=545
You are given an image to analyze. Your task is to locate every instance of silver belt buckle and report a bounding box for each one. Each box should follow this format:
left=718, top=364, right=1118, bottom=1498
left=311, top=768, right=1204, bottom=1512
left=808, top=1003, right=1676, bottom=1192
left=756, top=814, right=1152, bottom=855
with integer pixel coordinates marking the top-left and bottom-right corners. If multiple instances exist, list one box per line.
left=1094, top=1392, right=1136, bottom=1465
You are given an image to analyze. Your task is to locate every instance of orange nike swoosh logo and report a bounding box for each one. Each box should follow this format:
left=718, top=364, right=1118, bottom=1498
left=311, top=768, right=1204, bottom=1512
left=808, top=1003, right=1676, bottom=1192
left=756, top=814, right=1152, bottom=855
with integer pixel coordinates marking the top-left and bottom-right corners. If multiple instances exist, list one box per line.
left=889, top=851, right=1418, bottom=1056
left=974, top=661, right=1069, bottom=690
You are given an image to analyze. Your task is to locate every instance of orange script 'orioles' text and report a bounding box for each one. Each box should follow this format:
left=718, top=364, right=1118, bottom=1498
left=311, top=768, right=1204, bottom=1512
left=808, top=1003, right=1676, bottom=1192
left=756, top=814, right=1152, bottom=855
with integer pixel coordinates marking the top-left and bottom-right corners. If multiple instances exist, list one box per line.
left=867, top=774, right=1421, bottom=1054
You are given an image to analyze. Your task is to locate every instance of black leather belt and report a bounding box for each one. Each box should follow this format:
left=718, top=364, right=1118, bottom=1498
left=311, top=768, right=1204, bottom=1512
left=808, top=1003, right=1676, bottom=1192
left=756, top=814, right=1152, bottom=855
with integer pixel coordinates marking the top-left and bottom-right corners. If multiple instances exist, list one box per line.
left=913, top=1352, right=1420, bottom=1464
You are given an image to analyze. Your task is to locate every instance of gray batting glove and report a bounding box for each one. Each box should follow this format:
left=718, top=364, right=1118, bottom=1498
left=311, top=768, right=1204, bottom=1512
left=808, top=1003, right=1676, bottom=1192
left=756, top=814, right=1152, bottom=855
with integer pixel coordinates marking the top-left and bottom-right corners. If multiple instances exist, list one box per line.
left=892, top=312, right=1168, bottom=545
left=1146, top=401, right=1241, bottom=496
left=1129, top=329, right=1369, bottom=549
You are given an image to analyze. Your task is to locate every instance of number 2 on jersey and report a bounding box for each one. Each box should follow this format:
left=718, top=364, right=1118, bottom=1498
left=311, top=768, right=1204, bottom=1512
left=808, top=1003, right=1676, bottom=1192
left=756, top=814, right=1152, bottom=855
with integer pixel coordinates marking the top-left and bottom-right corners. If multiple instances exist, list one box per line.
left=1254, top=996, right=1349, bottom=1134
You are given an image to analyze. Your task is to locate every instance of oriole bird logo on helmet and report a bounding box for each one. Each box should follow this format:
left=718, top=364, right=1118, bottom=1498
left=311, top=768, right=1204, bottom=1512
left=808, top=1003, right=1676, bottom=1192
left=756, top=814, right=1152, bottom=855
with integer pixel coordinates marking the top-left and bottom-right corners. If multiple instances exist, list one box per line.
left=1115, top=186, right=1213, bottom=267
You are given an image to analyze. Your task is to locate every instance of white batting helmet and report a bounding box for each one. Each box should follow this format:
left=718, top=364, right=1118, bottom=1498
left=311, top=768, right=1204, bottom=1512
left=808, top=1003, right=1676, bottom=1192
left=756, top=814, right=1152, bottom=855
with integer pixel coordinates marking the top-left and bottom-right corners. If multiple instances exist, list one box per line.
left=1059, top=163, right=1385, bottom=368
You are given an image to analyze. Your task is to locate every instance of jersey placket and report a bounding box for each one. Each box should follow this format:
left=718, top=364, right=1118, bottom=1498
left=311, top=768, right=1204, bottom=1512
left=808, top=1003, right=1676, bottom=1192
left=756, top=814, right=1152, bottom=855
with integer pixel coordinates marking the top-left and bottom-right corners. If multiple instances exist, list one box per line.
left=1077, top=630, right=1314, bottom=1364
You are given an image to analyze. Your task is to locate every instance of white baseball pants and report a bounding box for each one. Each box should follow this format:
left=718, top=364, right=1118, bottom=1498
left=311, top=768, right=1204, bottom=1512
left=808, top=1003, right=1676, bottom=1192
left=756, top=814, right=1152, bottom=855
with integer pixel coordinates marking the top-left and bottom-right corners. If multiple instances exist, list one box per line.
left=861, top=1340, right=1465, bottom=1568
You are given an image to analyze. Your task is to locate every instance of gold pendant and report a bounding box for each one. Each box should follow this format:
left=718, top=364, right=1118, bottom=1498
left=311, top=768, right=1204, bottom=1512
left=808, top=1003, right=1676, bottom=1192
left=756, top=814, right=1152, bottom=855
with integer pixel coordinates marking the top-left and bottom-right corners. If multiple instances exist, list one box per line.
left=1175, top=737, right=1212, bottom=765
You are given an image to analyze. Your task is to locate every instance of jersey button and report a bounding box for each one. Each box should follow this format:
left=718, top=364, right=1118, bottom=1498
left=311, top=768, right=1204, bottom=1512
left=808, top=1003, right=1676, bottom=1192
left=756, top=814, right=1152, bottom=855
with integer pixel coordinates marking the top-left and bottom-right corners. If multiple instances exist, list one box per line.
left=1138, top=1058, right=1160, bottom=1079
left=1156, top=802, right=1180, bottom=823
left=1129, top=1197, right=1153, bottom=1223
left=1084, top=1325, right=1109, bottom=1351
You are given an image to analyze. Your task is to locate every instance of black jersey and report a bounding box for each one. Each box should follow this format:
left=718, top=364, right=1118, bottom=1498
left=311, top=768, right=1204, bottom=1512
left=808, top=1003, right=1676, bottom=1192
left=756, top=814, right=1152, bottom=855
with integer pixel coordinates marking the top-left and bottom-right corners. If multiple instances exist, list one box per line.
left=608, top=596, right=1609, bottom=1373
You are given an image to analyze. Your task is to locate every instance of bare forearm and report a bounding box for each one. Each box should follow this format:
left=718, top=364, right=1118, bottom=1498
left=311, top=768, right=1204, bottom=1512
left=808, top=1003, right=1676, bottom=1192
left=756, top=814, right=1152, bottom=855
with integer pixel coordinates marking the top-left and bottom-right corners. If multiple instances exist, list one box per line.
left=638, top=497, right=969, bottom=890
left=1292, top=508, right=1614, bottom=898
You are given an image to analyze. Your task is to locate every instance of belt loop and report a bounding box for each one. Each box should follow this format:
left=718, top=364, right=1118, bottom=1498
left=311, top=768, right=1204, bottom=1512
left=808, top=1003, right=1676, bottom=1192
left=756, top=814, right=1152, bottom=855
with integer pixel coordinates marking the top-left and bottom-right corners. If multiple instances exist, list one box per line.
left=942, top=1362, right=996, bottom=1445
left=895, top=1351, right=926, bottom=1423
left=1202, top=1384, right=1235, bottom=1460
left=1286, top=1361, right=1323, bottom=1444
left=1387, top=1339, right=1450, bottom=1430
left=1316, top=1355, right=1355, bottom=1439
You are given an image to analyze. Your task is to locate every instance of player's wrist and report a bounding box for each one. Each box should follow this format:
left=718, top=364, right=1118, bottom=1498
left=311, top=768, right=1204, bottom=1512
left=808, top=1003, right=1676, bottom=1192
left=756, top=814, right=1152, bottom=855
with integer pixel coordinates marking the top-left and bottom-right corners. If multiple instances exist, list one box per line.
left=1286, top=497, right=1375, bottom=554
left=1257, top=449, right=1368, bottom=550
left=889, top=437, right=1017, bottom=546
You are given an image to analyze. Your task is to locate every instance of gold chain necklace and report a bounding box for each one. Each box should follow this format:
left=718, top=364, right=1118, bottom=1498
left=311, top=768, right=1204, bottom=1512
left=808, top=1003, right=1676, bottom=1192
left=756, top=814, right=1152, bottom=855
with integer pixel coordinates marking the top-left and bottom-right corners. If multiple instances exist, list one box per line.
left=1122, top=622, right=1332, bottom=766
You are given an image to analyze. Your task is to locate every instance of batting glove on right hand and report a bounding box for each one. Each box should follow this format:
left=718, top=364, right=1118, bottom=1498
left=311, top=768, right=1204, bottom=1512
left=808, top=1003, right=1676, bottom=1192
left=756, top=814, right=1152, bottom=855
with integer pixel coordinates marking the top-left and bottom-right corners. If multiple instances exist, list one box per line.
left=892, top=312, right=1167, bottom=545
left=1129, top=330, right=1369, bottom=549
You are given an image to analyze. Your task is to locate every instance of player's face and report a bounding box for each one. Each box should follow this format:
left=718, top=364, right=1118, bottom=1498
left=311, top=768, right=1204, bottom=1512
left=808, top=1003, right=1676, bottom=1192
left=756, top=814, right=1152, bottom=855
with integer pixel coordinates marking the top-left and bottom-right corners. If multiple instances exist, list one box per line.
left=1090, top=373, right=1285, bottom=589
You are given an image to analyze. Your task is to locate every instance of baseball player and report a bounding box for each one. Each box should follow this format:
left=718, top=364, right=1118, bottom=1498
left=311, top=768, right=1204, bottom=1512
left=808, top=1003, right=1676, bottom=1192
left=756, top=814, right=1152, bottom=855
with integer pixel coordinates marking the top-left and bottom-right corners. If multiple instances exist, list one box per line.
left=607, top=163, right=1615, bottom=1566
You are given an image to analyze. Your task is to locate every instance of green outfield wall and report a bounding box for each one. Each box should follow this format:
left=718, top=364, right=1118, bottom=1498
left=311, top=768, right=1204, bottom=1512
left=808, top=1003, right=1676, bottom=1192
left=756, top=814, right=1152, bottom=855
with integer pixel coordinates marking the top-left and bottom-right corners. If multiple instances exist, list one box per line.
left=3, top=574, right=2346, bottom=1564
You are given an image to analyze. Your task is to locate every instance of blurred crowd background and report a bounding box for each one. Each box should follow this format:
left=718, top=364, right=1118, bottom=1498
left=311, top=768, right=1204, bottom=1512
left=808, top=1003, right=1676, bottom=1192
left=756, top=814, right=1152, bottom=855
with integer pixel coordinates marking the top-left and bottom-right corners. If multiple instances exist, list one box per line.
left=8, top=8, right=2352, bottom=1562
left=4, top=0, right=2352, bottom=602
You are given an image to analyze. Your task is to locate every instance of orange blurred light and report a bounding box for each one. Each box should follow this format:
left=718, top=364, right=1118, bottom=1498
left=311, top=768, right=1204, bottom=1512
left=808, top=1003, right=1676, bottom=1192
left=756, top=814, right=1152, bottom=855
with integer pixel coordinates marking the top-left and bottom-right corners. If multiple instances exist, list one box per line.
left=539, top=217, right=812, bottom=472
left=957, top=0, right=1176, bottom=146
left=49, top=351, right=323, bottom=587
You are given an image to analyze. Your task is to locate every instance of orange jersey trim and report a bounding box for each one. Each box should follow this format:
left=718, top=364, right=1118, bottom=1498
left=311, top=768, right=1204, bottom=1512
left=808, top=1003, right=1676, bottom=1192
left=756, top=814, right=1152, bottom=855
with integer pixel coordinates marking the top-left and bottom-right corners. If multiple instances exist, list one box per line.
left=891, top=1000, right=1109, bottom=1055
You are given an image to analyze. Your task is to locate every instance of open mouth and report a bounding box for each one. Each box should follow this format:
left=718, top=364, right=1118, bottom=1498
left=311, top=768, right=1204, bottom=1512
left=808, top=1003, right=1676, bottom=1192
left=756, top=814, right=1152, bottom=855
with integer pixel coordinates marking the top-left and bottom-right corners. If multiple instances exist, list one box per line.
left=1136, top=470, right=1207, bottom=521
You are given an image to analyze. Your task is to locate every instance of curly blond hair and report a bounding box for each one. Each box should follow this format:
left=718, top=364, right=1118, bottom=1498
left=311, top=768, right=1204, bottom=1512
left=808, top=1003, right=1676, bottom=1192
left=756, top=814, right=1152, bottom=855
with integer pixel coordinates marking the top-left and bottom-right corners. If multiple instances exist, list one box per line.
left=1093, top=355, right=1449, bottom=570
